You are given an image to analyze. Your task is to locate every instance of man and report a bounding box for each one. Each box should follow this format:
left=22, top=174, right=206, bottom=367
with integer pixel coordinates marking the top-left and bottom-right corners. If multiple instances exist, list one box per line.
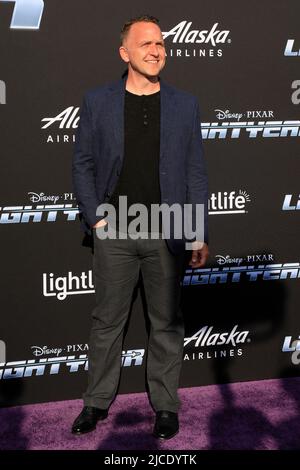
left=72, top=15, right=209, bottom=440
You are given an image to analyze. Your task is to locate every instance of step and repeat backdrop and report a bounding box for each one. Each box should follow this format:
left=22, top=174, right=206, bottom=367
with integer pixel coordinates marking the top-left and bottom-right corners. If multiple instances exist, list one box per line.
left=1, top=0, right=299, bottom=407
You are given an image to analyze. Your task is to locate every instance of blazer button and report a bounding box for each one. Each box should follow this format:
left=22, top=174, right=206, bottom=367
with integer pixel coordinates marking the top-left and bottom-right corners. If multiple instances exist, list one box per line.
left=105, top=192, right=111, bottom=198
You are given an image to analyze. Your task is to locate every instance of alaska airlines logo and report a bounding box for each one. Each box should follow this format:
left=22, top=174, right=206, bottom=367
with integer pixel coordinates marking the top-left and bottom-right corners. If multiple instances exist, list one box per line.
left=41, top=107, right=80, bottom=129
left=0, top=0, right=44, bottom=29
left=162, top=21, right=230, bottom=46
left=184, top=325, right=250, bottom=348
left=41, top=106, right=80, bottom=143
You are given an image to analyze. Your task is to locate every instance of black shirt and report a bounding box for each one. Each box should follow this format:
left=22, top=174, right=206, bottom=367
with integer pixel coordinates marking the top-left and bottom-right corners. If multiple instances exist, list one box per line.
left=108, top=89, right=161, bottom=232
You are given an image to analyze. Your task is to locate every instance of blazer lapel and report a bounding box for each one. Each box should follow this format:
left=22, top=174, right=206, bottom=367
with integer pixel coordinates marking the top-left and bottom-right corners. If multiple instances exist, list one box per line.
left=108, top=77, right=126, bottom=162
left=159, top=78, right=175, bottom=162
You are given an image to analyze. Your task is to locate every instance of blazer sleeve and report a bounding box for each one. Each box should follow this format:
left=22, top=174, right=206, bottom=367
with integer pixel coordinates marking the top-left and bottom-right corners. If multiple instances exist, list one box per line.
left=72, top=93, right=103, bottom=231
left=186, top=98, right=209, bottom=244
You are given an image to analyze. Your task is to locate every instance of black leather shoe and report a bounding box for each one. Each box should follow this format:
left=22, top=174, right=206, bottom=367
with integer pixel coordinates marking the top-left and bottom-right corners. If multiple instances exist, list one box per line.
left=71, top=406, right=108, bottom=435
left=153, top=411, right=179, bottom=440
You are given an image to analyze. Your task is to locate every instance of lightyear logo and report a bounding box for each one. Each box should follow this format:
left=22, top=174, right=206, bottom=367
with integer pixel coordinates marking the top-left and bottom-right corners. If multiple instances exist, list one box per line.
left=0, top=204, right=79, bottom=223
left=282, top=194, right=300, bottom=211
left=0, top=350, right=145, bottom=379
left=0, top=0, right=44, bottom=29
left=282, top=336, right=300, bottom=365
left=284, top=40, right=300, bottom=57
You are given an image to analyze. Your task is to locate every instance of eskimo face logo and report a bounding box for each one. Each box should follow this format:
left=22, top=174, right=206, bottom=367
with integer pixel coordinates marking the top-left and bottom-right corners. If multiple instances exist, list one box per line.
left=0, top=0, right=44, bottom=29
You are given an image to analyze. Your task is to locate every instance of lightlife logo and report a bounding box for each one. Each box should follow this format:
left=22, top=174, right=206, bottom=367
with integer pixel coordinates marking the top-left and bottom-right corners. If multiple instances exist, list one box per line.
left=183, top=262, right=300, bottom=286
left=282, top=336, right=300, bottom=365
left=41, top=106, right=79, bottom=143
left=0, top=0, right=44, bottom=29
left=282, top=194, right=300, bottom=211
left=0, top=192, right=79, bottom=224
left=284, top=39, right=300, bottom=57
left=0, top=349, right=145, bottom=379
left=201, top=109, right=300, bottom=139
left=209, top=190, right=251, bottom=215
left=0, top=80, right=6, bottom=104
left=43, top=271, right=95, bottom=301
left=183, top=324, right=250, bottom=361
left=162, top=21, right=231, bottom=58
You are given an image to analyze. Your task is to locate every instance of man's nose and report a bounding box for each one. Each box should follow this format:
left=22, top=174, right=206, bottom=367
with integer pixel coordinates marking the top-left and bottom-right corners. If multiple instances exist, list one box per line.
left=148, top=44, right=159, bottom=56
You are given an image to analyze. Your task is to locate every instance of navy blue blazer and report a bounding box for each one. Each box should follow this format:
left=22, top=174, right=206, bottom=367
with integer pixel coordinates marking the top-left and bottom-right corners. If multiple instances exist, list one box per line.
left=72, top=75, right=208, bottom=254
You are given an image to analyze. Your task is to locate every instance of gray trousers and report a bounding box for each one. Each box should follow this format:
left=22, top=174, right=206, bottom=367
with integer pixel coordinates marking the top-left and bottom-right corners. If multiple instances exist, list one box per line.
left=83, top=230, right=185, bottom=413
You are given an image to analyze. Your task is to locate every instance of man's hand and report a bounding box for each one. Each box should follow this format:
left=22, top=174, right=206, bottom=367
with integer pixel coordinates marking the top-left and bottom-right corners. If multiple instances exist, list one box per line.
left=93, top=219, right=108, bottom=228
left=188, top=242, right=209, bottom=269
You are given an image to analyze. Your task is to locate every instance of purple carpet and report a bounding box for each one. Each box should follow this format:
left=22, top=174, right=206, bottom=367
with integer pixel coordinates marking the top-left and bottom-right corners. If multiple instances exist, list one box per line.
left=1, top=377, right=300, bottom=450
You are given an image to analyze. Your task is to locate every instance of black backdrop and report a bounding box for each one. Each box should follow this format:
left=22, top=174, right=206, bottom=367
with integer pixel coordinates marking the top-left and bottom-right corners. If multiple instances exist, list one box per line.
left=1, top=0, right=300, bottom=407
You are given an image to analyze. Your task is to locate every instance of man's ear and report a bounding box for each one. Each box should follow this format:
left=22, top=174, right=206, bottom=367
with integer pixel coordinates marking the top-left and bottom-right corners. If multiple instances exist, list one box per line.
left=119, top=46, right=129, bottom=63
